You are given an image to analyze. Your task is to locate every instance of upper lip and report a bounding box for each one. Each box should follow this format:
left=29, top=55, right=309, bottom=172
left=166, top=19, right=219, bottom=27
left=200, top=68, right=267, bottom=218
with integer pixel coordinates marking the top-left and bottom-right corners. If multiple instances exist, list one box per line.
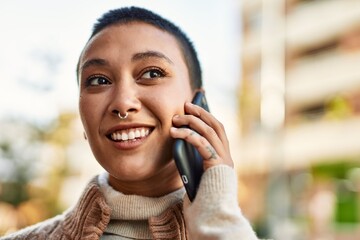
left=105, top=123, right=155, bottom=135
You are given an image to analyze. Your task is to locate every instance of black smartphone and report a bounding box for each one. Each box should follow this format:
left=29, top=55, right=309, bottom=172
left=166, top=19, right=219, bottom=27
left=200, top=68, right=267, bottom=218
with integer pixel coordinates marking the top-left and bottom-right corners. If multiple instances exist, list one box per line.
left=173, top=91, right=210, bottom=201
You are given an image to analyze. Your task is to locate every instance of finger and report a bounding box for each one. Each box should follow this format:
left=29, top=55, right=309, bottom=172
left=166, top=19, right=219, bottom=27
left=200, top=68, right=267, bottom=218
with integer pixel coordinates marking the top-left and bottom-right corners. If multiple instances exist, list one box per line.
left=172, top=114, right=226, bottom=158
left=170, top=127, right=222, bottom=162
left=184, top=102, right=229, bottom=150
left=179, top=103, right=230, bottom=152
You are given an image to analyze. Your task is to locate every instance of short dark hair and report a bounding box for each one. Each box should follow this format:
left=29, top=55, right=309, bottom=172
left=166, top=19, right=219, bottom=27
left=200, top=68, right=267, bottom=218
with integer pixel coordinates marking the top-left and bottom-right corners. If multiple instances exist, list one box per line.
left=77, top=6, right=202, bottom=89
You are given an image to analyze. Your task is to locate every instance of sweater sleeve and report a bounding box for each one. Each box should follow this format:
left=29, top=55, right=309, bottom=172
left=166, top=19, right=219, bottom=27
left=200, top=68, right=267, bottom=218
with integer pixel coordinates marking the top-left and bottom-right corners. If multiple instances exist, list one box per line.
left=183, top=165, right=259, bottom=240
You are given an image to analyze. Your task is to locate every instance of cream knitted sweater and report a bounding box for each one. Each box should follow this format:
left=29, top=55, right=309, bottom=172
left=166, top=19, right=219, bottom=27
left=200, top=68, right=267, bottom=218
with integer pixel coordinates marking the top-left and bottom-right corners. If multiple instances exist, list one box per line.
left=1, top=165, right=259, bottom=240
left=98, top=172, right=187, bottom=239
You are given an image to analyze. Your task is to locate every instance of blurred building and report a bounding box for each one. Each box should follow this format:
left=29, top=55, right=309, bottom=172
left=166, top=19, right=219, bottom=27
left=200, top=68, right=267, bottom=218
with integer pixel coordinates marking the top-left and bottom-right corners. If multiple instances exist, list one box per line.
left=239, top=0, right=360, bottom=239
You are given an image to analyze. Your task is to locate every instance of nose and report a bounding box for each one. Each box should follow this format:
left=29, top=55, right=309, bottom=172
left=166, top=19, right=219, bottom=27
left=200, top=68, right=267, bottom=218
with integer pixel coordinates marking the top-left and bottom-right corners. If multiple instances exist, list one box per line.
left=108, top=81, right=141, bottom=118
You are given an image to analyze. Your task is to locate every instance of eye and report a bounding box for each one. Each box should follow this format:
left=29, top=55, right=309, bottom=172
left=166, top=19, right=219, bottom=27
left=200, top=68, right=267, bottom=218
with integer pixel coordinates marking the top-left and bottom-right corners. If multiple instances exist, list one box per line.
left=86, top=75, right=111, bottom=86
left=140, top=68, right=165, bottom=79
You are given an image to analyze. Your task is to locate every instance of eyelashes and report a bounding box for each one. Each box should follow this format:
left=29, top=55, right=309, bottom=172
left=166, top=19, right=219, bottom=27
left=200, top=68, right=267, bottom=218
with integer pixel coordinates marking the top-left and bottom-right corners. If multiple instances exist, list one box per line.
left=84, top=74, right=111, bottom=87
left=83, top=66, right=169, bottom=87
left=138, top=67, right=168, bottom=80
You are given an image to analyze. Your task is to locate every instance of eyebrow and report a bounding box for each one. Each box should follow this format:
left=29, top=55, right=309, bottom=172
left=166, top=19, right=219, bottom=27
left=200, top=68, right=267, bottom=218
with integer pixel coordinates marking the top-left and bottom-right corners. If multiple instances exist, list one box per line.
left=80, top=58, right=109, bottom=71
left=80, top=50, right=173, bottom=72
left=132, top=51, right=173, bottom=64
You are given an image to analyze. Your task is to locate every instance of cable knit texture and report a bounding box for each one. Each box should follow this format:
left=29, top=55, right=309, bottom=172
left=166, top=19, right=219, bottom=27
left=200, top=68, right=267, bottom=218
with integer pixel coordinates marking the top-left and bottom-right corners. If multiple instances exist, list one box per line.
left=1, top=177, right=111, bottom=240
left=0, top=165, right=259, bottom=240
left=98, top=172, right=186, bottom=239
left=184, top=165, right=258, bottom=240
left=149, top=202, right=188, bottom=239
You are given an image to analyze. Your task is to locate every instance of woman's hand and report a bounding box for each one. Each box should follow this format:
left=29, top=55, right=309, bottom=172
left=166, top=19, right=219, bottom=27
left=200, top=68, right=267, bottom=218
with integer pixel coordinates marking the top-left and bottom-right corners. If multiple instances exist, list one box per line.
left=170, top=102, right=234, bottom=170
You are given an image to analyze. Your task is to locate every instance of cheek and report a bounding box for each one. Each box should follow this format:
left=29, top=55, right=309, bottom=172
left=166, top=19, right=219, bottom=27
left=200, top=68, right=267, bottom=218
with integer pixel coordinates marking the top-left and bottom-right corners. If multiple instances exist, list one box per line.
left=79, top=95, right=88, bottom=120
left=79, top=94, right=99, bottom=130
left=151, top=85, right=191, bottom=114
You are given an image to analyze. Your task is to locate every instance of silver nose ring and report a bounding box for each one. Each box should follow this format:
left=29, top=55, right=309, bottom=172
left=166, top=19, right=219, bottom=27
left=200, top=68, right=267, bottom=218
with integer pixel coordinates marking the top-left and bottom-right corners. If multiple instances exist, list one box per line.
left=117, top=111, right=128, bottom=120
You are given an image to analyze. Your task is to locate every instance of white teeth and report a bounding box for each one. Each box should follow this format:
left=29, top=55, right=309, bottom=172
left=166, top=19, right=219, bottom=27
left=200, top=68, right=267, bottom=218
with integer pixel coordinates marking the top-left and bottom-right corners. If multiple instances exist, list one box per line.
left=110, top=127, right=151, bottom=141
left=128, top=130, right=135, bottom=140
left=121, top=132, right=128, bottom=141
left=135, top=129, right=141, bottom=138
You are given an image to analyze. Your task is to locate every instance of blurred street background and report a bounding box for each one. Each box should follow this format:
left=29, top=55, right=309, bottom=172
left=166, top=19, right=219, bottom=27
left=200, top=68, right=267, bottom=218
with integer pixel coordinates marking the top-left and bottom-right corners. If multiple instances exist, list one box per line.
left=1, top=0, right=360, bottom=239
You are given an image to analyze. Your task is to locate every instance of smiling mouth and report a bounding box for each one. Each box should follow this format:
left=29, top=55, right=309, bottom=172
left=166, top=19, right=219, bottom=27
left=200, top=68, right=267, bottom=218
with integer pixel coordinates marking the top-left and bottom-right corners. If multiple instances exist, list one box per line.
left=107, top=127, right=152, bottom=142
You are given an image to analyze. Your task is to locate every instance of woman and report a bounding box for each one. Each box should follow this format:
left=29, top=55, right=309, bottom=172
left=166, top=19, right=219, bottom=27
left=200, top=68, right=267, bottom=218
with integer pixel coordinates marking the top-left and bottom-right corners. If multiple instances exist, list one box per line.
left=1, top=7, right=259, bottom=240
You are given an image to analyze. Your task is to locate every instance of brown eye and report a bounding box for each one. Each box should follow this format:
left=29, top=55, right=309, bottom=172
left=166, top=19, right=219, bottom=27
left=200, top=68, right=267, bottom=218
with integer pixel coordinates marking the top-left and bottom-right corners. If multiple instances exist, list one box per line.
left=140, top=69, right=164, bottom=79
left=86, top=75, right=111, bottom=86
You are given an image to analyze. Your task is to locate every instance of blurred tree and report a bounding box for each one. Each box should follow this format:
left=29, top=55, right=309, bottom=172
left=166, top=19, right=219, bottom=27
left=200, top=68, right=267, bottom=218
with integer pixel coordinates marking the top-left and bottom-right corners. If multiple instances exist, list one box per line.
left=325, top=96, right=352, bottom=120
left=335, top=180, right=359, bottom=224
left=311, top=160, right=360, bottom=229
left=0, top=111, right=77, bottom=235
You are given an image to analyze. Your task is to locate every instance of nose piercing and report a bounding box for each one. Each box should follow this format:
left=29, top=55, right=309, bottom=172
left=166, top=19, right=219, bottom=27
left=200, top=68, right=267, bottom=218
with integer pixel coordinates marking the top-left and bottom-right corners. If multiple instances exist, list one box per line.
left=117, top=111, right=128, bottom=120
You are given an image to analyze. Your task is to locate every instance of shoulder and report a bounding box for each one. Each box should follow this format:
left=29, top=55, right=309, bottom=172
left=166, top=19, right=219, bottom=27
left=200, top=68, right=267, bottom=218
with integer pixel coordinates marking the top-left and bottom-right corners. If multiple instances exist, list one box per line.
left=1, top=175, right=110, bottom=240
left=0, top=214, right=64, bottom=240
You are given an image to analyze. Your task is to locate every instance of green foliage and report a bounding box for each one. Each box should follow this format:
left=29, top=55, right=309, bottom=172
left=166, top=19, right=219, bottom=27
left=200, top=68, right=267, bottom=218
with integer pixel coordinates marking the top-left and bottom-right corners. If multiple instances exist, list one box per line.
left=311, top=161, right=360, bottom=179
left=311, top=160, right=360, bottom=225
left=0, top=112, right=77, bottom=211
left=334, top=180, right=359, bottom=224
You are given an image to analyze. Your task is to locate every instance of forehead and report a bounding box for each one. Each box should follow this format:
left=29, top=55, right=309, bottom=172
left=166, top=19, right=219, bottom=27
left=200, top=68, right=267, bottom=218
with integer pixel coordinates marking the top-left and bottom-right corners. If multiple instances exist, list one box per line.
left=80, top=22, right=185, bottom=65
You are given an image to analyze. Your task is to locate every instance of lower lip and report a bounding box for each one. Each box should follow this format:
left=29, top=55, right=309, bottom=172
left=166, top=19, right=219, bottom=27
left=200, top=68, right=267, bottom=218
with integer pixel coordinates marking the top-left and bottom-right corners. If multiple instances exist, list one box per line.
left=110, top=135, right=150, bottom=150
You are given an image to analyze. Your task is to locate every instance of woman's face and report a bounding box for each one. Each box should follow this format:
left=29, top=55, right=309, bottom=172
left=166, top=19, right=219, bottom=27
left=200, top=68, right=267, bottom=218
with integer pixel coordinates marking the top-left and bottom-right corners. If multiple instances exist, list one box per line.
left=78, top=22, right=193, bottom=184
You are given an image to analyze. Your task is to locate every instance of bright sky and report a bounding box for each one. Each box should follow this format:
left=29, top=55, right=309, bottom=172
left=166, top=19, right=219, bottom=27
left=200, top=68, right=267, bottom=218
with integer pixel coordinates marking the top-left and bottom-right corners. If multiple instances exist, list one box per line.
left=0, top=0, right=242, bottom=131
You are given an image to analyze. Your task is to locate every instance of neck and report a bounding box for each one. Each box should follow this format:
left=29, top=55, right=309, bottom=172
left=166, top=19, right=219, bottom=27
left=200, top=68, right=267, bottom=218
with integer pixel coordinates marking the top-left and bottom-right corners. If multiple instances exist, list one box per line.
left=108, top=161, right=183, bottom=197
